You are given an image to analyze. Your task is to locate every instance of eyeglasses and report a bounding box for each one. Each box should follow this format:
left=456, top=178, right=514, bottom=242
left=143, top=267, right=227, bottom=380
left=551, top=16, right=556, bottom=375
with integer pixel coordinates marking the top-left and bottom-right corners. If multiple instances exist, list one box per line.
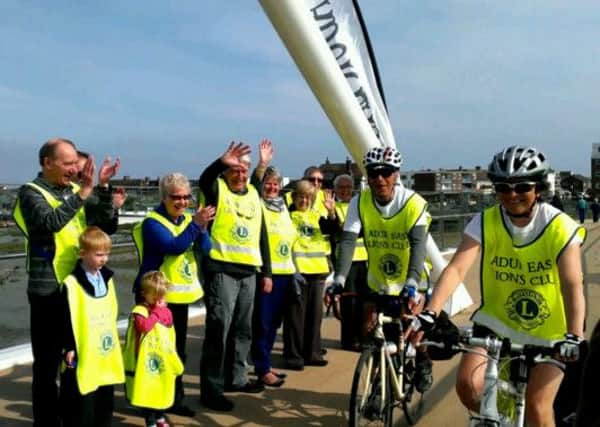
left=308, top=177, right=323, bottom=183
left=168, top=194, right=192, bottom=201
left=367, top=168, right=396, bottom=179
left=493, top=182, right=537, bottom=194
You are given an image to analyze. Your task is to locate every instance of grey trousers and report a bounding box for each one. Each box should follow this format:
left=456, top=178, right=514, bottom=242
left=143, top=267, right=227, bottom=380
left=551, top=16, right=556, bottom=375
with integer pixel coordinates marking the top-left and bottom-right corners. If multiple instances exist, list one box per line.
left=200, top=271, right=256, bottom=398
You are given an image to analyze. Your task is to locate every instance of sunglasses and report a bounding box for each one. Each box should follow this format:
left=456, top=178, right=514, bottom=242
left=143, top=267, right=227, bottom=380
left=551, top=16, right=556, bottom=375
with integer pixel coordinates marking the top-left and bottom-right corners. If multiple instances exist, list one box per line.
left=493, top=182, right=537, bottom=194
left=168, top=194, right=192, bottom=201
left=308, top=177, right=323, bottom=183
left=367, top=168, right=396, bottom=179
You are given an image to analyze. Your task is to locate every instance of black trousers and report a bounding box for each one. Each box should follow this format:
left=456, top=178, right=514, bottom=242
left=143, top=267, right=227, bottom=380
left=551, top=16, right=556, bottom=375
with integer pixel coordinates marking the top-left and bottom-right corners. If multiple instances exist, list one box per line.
left=283, top=276, right=325, bottom=365
left=340, top=261, right=368, bottom=349
left=28, top=290, right=64, bottom=427
left=60, top=368, right=114, bottom=427
left=168, top=302, right=189, bottom=405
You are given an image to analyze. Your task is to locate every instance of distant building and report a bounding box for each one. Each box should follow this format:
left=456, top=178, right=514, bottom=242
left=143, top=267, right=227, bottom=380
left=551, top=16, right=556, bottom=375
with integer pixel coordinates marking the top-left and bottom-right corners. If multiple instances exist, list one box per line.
left=560, top=172, right=591, bottom=197
left=412, top=166, right=490, bottom=193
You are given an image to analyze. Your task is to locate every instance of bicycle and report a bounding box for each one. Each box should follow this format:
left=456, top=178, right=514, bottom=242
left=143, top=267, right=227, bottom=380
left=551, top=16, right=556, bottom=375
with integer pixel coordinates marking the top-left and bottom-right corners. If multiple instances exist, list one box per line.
left=348, top=294, right=426, bottom=426
left=422, top=327, right=563, bottom=427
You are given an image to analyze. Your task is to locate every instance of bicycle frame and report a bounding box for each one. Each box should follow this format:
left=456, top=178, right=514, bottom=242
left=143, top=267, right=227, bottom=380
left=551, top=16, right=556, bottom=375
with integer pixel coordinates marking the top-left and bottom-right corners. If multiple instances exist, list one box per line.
left=467, top=334, right=526, bottom=427
left=371, top=311, right=415, bottom=409
left=424, top=329, right=560, bottom=427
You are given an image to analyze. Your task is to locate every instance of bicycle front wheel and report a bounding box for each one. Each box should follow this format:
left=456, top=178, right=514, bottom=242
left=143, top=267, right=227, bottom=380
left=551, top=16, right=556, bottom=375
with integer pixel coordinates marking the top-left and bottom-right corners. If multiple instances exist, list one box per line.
left=349, top=347, right=393, bottom=427
left=400, top=354, right=425, bottom=425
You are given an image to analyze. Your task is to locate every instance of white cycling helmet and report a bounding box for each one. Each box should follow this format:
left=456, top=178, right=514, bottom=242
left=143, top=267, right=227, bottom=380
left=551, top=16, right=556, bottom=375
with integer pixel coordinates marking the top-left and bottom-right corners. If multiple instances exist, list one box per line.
left=362, top=146, right=403, bottom=170
left=488, top=145, right=549, bottom=182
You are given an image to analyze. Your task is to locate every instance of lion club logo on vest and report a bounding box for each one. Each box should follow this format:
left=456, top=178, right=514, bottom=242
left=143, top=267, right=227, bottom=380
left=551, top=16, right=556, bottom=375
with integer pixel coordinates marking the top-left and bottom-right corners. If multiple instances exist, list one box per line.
left=299, top=223, right=315, bottom=237
left=145, top=352, right=164, bottom=375
left=278, top=242, right=290, bottom=257
left=505, top=288, right=550, bottom=330
left=379, top=253, right=402, bottom=279
left=178, top=257, right=194, bottom=280
left=99, top=331, right=115, bottom=355
left=231, top=224, right=250, bottom=242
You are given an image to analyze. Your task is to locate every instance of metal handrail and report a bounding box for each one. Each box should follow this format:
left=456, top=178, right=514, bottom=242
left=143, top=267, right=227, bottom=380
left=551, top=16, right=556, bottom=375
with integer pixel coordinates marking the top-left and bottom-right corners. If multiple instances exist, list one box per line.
left=0, top=212, right=475, bottom=262
left=0, top=241, right=135, bottom=261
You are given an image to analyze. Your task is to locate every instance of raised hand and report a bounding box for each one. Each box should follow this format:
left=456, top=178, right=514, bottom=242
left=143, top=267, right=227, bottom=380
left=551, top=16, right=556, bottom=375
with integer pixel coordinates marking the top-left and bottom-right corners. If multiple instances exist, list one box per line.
left=112, top=187, right=128, bottom=210
left=78, top=156, right=95, bottom=200
left=323, top=190, right=336, bottom=217
left=221, top=141, right=251, bottom=169
left=98, top=156, right=121, bottom=186
left=194, top=204, right=216, bottom=230
left=258, top=139, right=274, bottom=167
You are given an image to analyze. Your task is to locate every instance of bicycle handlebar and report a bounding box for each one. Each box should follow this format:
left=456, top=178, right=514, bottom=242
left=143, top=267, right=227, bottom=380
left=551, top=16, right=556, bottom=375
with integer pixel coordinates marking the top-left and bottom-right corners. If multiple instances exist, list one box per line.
left=420, top=329, right=557, bottom=360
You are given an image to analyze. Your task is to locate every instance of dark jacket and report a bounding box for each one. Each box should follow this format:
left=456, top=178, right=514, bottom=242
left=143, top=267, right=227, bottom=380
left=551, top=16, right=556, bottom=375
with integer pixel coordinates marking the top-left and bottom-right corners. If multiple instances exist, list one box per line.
left=199, top=159, right=272, bottom=279
left=17, top=174, right=117, bottom=296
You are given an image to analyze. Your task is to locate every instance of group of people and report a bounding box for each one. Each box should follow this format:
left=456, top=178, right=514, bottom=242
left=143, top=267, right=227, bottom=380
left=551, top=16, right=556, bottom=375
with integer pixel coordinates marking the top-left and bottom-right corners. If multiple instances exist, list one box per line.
left=14, top=137, right=588, bottom=427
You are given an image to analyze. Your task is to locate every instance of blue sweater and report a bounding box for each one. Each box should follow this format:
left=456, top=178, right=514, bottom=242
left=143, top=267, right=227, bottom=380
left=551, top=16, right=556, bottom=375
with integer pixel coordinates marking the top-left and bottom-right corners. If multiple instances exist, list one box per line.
left=133, top=203, right=211, bottom=294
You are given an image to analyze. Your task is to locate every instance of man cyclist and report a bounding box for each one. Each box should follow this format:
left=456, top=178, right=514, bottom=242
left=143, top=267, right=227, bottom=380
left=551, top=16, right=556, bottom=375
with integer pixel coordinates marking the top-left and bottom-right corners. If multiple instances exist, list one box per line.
left=327, top=146, right=433, bottom=393
left=412, top=146, right=586, bottom=427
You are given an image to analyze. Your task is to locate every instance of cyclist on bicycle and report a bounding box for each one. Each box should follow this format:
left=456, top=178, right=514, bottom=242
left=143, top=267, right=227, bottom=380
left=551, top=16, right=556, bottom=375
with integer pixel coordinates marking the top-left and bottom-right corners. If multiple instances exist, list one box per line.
left=326, top=146, right=434, bottom=393
left=411, top=145, right=586, bottom=426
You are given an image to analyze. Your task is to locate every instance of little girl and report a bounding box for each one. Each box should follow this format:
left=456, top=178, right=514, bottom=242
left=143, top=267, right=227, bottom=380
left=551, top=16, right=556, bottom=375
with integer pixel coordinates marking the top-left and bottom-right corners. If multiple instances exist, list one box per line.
left=123, top=271, right=184, bottom=427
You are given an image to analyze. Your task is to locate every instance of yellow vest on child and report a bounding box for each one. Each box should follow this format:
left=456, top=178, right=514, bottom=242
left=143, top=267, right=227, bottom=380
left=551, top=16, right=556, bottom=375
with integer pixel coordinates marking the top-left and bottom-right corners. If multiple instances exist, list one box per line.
left=63, top=274, right=124, bottom=395
left=123, top=305, right=184, bottom=409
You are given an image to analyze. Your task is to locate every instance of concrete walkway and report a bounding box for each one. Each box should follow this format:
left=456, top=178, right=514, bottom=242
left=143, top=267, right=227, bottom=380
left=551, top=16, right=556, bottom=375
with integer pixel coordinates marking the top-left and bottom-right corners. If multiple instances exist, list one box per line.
left=2, top=221, right=599, bottom=426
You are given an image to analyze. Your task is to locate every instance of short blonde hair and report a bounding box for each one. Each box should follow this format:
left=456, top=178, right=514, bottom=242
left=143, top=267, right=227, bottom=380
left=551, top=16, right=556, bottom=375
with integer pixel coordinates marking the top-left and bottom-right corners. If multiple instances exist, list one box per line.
left=159, top=172, right=191, bottom=201
left=79, top=226, right=112, bottom=253
left=140, top=271, right=171, bottom=301
left=292, top=179, right=316, bottom=200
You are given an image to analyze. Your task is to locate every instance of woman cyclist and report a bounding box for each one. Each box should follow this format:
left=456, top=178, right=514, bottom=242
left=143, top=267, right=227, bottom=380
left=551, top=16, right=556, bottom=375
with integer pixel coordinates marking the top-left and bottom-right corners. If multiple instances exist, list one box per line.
left=412, top=146, right=586, bottom=427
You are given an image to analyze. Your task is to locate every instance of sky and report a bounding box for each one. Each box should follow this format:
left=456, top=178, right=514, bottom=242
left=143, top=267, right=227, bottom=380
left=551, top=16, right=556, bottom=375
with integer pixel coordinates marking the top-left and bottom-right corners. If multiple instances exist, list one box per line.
left=1, top=0, right=600, bottom=184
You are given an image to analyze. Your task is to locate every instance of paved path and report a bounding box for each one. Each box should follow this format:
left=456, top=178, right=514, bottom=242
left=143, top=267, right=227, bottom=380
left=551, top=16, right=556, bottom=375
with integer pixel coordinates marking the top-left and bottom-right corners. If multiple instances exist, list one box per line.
left=2, top=221, right=599, bottom=426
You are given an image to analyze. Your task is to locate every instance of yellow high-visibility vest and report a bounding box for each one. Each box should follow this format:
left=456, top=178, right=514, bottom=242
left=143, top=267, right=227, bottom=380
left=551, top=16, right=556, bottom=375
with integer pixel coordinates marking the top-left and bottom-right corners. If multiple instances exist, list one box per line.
left=473, top=205, right=586, bottom=346
left=291, top=209, right=330, bottom=274
left=262, top=203, right=297, bottom=274
left=13, top=182, right=86, bottom=284
left=123, top=305, right=184, bottom=409
left=335, top=201, right=368, bottom=262
left=132, top=211, right=203, bottom=304
left=63, top=274, right=125, bottom=395
left=358, top=189, right=427, bottom=295
left=209, top=178, right=263, bottom=266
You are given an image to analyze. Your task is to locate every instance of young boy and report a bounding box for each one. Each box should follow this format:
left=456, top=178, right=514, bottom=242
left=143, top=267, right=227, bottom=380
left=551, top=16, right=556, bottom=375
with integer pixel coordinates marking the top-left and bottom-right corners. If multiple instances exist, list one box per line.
left=60, top=226, right=125, bottom=427
left=123, top=271, right=183, bottom=427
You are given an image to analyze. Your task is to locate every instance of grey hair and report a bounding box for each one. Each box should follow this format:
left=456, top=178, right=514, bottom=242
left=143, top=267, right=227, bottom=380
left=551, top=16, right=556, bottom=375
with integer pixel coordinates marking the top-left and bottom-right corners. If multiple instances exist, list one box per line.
left=159, top=172, right=191, bottom=200
left=239, top=154, right=251, bottom=166
left=333, top=174, right=353, bottom=188
left=263, top=166, right=282, bottom=184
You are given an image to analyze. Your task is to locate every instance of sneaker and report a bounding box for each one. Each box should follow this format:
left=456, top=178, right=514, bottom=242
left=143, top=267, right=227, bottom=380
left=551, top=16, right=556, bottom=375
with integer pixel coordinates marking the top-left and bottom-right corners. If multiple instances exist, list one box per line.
left=156, top=418, right=171, bottom=427
left=225, top=380, right=265, bottom=393
left=414, top=357, right=433, bottom=393
left=200, top=394, right=234, bottom=412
